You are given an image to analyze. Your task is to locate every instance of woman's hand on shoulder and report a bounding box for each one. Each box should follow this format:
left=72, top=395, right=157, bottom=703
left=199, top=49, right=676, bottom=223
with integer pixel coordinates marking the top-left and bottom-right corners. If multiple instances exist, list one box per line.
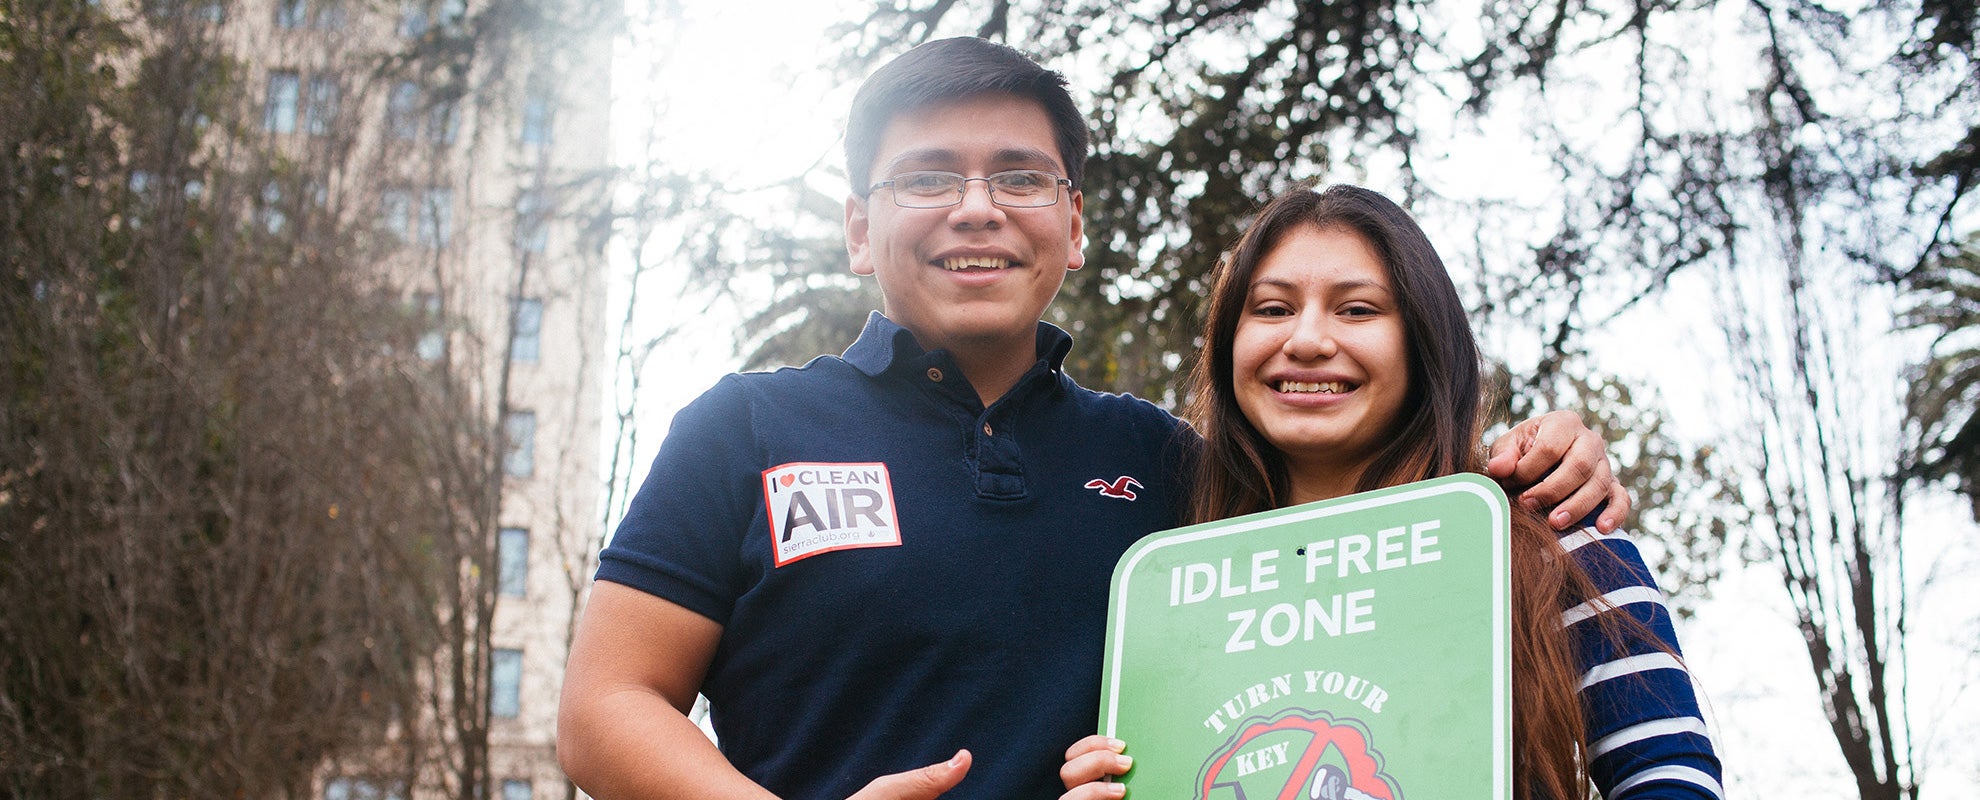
left=1059, top=735, right=1132, bottom=800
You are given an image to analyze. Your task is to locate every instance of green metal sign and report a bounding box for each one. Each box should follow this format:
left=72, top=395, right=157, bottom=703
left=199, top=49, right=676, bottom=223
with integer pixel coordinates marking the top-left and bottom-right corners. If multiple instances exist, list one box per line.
left=1098, top=473, right=1511, bottom=800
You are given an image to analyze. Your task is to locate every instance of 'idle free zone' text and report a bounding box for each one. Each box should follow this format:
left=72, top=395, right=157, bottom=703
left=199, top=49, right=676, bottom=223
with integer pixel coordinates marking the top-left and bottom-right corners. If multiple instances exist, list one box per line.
left=1168, top=520, right=1445, bottom=653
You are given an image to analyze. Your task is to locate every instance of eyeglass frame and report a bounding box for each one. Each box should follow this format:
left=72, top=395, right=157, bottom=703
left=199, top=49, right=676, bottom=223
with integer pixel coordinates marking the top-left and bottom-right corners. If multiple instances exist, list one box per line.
left=866, top=169, right=1074, bottom=209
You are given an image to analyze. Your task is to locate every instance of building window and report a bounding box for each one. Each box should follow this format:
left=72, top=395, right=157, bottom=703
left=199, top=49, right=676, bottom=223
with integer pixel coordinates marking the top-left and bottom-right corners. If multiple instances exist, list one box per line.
left=275, top=0, right=306, bottom=27
left=416, top=188, right=450, bottom=248
left=147, top=0, right=225, bottom=21
left=513, top=191, right=547, bottom=254
left=498, top=527, right=528, bottom=597
left=397, top=0, right=463, bottom=35
left=503, top=411, right=535, bottom=478
left=264, top=70, right=300, bottom=133
left=415, top=292, right=444, bottom=361
left=380, top=189, right=410, bottom=242
left=126, top=172, right=155, bottom=228
left=510, top=297, right=542, bottom=363
left=387, top=82, right=420, bottom=140
left=383, top=188, right=450, bottom=249
left=428, top=99, right=458, bottom=145
left=519, top=93, right=551, bottom=153
left=276, top=0, right=343, bottom=27
left=260, top=182, right=286, bottom=234
left=396, top=0, right=426, bottom=37
left=324, top=777, right=404, bottom=800
left=305, top=77, right=339, bottom=136
left=501, top=780, right=531, bottom=800
left=490, top=648, right=522, bottom=719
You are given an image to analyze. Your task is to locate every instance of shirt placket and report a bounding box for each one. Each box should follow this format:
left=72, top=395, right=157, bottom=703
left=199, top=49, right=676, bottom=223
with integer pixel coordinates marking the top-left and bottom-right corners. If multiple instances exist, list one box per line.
left=911, top=353, right=1038, bottom=501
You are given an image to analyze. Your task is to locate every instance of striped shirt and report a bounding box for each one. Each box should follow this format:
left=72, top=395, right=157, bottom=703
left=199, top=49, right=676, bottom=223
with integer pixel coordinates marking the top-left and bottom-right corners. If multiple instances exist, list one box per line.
left=1559, top=527, right=1725, bottom=799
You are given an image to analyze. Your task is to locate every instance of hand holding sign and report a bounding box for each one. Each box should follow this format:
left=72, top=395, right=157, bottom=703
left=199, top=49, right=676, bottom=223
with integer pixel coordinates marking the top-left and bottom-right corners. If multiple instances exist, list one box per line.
left=1057, top=735, right=1131, bottom=800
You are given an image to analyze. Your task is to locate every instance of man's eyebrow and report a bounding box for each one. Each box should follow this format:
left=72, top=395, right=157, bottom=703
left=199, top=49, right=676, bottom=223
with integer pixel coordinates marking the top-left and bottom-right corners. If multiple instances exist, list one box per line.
left=881, top=146, right=1063, bottom=174
left=882, top=148, right=960, bottom=172
left=989, top=147, right=1062, bottom=170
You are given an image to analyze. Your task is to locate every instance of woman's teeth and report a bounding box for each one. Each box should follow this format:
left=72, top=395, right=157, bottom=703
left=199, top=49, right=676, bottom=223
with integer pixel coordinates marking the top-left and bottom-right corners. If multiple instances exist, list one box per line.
left=1277, top=381, right=1351, bottom=394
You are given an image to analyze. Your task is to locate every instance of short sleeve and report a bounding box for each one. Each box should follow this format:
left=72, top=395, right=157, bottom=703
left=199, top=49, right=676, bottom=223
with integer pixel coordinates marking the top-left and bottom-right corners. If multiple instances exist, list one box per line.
left=596, top=375, right=760, bottom=626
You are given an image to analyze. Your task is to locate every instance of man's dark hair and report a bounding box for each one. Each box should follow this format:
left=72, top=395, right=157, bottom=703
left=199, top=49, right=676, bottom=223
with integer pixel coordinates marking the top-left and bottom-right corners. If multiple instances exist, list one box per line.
left=844, top=37, right=1089, bottom=192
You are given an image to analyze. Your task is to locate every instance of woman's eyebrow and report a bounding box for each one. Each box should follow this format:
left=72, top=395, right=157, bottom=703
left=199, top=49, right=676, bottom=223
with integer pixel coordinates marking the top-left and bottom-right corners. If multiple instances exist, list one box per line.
left=1247, top=277, right=1391, bottom=291
left=1331, top=278, right=1392, bottom=294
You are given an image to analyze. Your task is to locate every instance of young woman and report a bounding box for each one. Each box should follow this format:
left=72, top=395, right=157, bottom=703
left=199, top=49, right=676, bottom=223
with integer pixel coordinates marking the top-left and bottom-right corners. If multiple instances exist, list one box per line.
left=1059, top=185, right=1723, bottom=799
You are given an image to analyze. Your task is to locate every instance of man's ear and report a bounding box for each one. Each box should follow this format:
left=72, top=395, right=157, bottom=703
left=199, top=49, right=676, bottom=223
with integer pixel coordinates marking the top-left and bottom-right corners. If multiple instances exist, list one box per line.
left=846, top=195, right=875, bottom=276
left=1067, top=190, right=1086, bottom=271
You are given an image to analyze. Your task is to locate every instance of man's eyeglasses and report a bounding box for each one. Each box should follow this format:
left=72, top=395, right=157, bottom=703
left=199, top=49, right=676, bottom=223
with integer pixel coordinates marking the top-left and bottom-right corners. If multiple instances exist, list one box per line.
left=868, top=170, right=1072, bottom=209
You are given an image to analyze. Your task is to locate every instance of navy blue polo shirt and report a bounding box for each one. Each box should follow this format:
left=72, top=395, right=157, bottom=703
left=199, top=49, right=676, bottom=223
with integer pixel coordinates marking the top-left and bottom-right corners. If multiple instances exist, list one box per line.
left=599, top=312, right=1189, bottom=800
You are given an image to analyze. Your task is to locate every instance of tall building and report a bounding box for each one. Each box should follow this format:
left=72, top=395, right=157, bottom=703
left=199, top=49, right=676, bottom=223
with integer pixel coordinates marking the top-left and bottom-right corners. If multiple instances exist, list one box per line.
left=230, top=0, right=610, bottom=796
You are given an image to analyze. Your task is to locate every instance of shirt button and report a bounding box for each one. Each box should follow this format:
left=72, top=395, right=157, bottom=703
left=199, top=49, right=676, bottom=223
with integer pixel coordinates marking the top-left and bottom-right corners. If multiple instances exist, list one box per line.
left=926, top=368, right=943, bottom=382
left=982, top=423, right=993, bottom=436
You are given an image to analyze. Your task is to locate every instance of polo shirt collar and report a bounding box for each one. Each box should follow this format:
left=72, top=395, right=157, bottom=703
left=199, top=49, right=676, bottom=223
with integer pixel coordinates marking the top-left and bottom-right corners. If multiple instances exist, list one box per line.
left=843, top=311, right=1072, bottom=378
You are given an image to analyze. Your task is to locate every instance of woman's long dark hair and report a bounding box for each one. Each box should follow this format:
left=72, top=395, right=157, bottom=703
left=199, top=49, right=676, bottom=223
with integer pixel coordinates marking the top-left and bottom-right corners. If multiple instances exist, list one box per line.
left=1184, top=184, right=1480, bottom=521
left=1184, top=184, right=1596, bottom=800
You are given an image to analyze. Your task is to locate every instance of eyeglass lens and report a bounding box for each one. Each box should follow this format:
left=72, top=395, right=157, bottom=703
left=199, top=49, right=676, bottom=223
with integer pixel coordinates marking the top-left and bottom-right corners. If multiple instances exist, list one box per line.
left=885, top=171, right=1063, bottom=208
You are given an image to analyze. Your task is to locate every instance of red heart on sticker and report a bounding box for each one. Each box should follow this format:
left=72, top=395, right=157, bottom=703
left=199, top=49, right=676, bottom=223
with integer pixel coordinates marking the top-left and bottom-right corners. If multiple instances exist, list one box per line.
left=779, top=474, right=795, bottom=487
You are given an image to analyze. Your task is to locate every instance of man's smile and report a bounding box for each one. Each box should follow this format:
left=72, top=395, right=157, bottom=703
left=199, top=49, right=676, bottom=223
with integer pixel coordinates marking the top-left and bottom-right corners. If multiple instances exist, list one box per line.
left=939, top=256, right=1015, bottom=271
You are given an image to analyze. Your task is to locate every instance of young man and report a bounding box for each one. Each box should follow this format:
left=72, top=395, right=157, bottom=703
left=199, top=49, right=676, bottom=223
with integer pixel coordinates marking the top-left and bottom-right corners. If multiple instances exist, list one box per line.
left=558, top=38, right=1628, bottom=800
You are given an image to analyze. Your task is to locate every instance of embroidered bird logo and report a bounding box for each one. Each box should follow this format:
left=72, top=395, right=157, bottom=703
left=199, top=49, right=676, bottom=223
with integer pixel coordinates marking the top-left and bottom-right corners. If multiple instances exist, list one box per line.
left=1085, top=476, right=1142, bottom=500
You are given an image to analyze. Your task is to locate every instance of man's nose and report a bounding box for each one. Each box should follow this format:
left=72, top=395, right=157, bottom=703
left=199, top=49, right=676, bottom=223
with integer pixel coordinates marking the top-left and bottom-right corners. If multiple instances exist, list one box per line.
left=948, top=178, right=1005, bottom=223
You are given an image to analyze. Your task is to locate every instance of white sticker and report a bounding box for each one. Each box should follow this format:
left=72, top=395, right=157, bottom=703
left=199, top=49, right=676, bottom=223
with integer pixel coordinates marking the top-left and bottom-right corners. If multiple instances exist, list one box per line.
left=761, top=462, right=902, bottom=566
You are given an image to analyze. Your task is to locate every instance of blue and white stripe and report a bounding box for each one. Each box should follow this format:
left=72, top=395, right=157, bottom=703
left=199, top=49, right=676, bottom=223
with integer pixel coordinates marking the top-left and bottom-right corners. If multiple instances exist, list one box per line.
left=1560, top=527, right=1724, bottom=800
